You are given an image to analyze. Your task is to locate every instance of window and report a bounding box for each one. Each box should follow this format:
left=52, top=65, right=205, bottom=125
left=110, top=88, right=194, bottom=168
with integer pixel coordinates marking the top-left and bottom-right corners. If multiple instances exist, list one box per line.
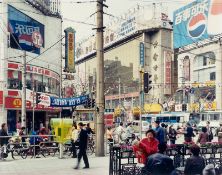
left=7, top=70, right=22, bottom=89
left=210, top=72, right=216, bottom=80
left=194, top=52, right=216, bottom=68
left=203, top=56, right=207, bottom=66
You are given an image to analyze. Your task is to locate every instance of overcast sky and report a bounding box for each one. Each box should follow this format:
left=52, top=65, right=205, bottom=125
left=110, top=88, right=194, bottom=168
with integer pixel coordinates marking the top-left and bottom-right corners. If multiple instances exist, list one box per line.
left=61, top=0, right=193, bottom=41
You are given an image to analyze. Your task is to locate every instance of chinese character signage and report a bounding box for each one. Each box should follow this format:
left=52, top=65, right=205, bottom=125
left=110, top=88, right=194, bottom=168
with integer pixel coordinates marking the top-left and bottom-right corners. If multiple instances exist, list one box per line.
left=8, top=5, right=44, bottom=54
left=139, top=42, right=144, bottom=67
left=117, top=16, right=136, bottom=37
left=173, top=0, right=222, bottom=48
left=50, top=94, right=89, bottom=107
left=64, top=27, right=76, bottom=73
left=164, top=51, right=172, bottom=95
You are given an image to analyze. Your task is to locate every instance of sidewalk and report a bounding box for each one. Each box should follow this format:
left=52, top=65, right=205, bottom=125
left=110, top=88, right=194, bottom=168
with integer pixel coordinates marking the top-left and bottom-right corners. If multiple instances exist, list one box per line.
left=0, top=155, right=109, bottom=175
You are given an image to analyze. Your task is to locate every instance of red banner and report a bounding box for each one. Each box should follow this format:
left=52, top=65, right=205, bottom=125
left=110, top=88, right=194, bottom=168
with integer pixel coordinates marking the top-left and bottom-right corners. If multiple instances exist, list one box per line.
left=104, top=114, right=114, bottom=127
left=164, top=51, right=172, bottom=95
left=0, top=91, right=3, bottom=105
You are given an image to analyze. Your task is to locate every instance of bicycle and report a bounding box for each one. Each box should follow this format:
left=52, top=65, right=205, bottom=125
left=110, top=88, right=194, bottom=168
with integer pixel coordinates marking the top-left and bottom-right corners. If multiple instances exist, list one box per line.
left=87, top=135, right=95, bottom=155
left=0, top=145, right=8, bottom=160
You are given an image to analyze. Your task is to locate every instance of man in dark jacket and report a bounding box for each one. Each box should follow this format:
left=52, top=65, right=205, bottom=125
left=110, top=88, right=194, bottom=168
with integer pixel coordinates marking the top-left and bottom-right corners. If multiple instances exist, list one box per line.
left=0, top=123, right=9, bottom=146
left=184, top=122, right=194, bottom=142
left=74, top=122, right=89, bottom=169
left=142, top=143, right=174, bottom=175
left=154, top=121, right=165, bottom=144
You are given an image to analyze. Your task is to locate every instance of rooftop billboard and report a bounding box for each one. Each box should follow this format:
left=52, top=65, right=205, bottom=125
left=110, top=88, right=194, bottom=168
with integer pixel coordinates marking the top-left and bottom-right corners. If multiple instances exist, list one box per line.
left=173, top=0, right=222, bottom=48
left=8, top=5, right=45, bottom=54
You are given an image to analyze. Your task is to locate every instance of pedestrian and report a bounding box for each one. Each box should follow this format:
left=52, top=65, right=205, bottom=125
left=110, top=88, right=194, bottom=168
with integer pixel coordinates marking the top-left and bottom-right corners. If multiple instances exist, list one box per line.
left=126, top=123, right=134, bottom=138
left=206, top=121, right=213, bottom=142
left=184, top=122, right=194, bottom=143
left=202, top=164, right=216, bottom=175
left=39, top=127, right=48, bottom=141
left=133, top=129, right=159, bottom=164
left=16, top=119, right=21, bottom=130
left=161, top=123, right=168, bottom=144
left=169, top=125, right=177, bottom=145
left=115, top=122, right=126, bottom=143
left=107, top=127, right=113, bottom=144
left=184, top=144, right=205, bottom=175
left=0, top=123, right=9, bottom=159
left=197, top=127, right=209, bottom=145
left=154, top=121, right=165, bottom=144
left=74, top=122, right=89, bottom=169
left=0, top=123, right=9, bottom=146
left=215, top=122, right=222, bottom=142
left=142, top=143, right=175, bottom=175
left=71, top=123, right=79, bottom=158
left=19, top=127, right=26, bottom=142
left=86, top=123, right=94, bottom=135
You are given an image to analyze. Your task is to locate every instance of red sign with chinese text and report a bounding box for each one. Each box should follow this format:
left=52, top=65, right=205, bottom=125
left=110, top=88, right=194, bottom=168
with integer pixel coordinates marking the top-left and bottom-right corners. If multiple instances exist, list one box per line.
left=164, top=51, right=172, bottom=95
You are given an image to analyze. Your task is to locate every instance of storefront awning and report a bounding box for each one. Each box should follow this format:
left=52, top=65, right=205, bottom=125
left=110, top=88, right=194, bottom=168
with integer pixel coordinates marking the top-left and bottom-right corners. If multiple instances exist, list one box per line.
left=144, top=104, right=162, bottom=113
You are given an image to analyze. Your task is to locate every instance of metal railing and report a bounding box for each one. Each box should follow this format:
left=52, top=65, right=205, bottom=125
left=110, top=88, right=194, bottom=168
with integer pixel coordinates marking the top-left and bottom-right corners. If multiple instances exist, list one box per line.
left=0, top=135, right=60, bottom=160
left=109, top=143, right=222, bottom=175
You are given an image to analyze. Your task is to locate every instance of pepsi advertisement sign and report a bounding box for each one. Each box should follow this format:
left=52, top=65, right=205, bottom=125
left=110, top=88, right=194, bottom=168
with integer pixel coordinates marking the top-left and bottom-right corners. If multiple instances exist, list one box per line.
left=173, top=0, right=222, bottom=48
left=8, top=5, right=44, bottom=54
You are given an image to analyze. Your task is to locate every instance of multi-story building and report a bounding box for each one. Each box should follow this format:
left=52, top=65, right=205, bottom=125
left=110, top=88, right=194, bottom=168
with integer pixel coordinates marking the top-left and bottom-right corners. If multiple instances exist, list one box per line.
left=0, top=0, right=62, bottom=133
left=174, top=0, right=222, bottom=121
left=75, top=5, right=176, bottom=122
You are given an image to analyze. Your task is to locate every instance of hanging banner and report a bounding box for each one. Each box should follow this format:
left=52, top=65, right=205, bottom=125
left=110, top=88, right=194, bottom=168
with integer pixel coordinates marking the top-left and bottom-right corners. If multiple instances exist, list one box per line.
left=50, top=94, right=89, bottom=107
left=64, top=27, right=76, bottom=73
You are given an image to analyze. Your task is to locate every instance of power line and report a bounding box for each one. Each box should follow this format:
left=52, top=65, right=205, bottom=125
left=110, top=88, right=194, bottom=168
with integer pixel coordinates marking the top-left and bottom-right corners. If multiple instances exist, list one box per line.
left=26, top=35, right=65, bottom=64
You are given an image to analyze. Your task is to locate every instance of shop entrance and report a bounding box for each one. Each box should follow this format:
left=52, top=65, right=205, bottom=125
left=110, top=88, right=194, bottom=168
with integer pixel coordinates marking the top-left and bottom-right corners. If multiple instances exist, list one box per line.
left=27, top=111, right=46, bottom=133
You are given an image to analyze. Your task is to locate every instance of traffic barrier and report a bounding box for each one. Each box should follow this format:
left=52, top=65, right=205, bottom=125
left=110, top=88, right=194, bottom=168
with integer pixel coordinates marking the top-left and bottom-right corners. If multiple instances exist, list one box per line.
left=109, top=143, right=222, bottom=175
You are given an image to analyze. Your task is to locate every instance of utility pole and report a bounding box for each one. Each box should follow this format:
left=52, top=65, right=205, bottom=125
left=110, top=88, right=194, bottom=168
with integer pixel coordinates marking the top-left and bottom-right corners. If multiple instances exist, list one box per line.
left=95, top=0, right=105, bottom=157
left=21, top=51, right=27, bottom=129
left=118, top=77, right=121, bottom=106
left=139, top=69, right=144, bottom=139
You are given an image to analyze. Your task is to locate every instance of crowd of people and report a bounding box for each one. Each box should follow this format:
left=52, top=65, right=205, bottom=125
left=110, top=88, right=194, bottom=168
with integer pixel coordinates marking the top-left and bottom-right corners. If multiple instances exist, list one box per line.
left=107, top=120, right=222, bottom=175
left=107, top=120, right=222, bottom=146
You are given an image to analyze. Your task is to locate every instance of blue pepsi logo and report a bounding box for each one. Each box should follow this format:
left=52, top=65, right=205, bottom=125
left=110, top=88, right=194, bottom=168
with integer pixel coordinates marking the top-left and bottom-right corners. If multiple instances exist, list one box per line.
left=188, top=13, right=206, bottom=38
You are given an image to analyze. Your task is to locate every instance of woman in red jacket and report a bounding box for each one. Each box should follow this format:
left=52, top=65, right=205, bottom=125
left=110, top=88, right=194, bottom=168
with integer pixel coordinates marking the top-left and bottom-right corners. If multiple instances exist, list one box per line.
left=133, top=129, right=159, bottom=164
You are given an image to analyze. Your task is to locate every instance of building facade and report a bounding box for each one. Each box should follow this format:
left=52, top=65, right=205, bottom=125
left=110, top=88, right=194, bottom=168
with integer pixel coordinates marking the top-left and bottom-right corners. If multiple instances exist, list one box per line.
left=75, top=5, right=176, bottom=122
left=174, top=0, right=222, bottom=117
left=0, top=0, right=62, bottom=133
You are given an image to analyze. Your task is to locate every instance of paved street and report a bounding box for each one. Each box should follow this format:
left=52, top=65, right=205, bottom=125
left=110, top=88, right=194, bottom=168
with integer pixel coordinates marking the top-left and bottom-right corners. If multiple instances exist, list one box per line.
left=0, top=155, right=109, bottom=175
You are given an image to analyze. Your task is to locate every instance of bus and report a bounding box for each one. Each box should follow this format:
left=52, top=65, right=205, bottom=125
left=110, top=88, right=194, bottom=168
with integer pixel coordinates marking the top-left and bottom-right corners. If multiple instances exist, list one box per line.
left=141, top=112, right=200, bottom=127
left=198, top=111, right=222, bottom=131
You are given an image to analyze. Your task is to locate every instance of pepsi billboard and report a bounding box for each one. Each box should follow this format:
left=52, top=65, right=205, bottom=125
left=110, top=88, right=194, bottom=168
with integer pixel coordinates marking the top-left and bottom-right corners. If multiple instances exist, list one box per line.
left=8, top=5, right=44, bottom=54
left=173, top=0, right=222, bottom=48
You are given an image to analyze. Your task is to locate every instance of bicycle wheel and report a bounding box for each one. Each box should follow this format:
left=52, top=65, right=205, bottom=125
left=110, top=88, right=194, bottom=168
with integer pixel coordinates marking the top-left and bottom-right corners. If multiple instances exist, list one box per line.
left=67, top=146, right=73, bottom=157
left=86, top=144, right=94, bottom=156
left=20, top=149, right=28, bottom=159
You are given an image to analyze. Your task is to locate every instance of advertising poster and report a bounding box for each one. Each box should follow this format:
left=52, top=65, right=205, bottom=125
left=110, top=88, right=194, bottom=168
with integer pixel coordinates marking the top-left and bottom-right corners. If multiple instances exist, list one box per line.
left=8, top=5, right=44, bottom=54
left=173, top=0, right=222, bottom=48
